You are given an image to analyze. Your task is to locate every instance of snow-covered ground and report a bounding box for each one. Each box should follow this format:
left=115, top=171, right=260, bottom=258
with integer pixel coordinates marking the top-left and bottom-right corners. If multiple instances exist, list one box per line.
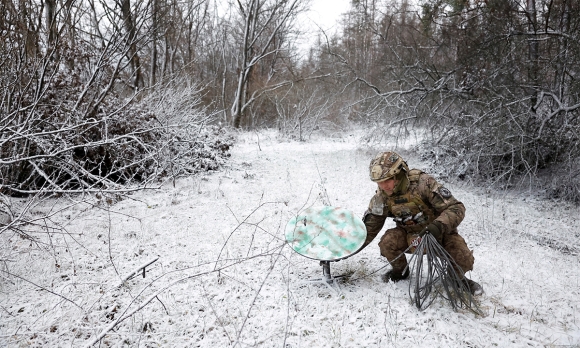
left=1, top=129, right=579, bottom=347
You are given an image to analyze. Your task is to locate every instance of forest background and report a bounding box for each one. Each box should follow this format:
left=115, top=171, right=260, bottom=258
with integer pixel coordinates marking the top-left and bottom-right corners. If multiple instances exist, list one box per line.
left=2, top=0, right=580, bottom=202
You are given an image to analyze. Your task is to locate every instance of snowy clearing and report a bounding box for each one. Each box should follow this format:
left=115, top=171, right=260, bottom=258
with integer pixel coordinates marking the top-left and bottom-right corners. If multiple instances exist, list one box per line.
left=1, top=129, right=580, bottom=347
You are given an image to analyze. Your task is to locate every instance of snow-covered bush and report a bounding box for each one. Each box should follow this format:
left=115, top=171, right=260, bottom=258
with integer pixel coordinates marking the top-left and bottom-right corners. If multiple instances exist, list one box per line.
left=416, top=101, right=580, bottom=204
left=0, top=82, right=234, bottom=241
left=0, top=87, right=233, bottom=195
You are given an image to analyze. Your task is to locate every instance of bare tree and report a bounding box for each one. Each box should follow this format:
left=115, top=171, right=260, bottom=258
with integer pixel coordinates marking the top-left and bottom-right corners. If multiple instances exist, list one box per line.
left=527, top=0, right=539, bottom=110
left=117, top=0, right=144, bottom=89
left=230, top=0, right=304, bottom=128
left=149, top=0, right=159, bottom=86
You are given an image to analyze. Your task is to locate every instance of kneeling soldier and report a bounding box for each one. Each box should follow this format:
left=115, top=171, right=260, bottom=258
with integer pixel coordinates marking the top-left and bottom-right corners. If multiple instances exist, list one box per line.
left=362, top=151, right=483, bottom=295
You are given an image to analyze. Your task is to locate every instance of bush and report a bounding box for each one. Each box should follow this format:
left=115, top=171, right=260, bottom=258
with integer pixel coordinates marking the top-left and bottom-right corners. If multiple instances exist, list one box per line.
left=0, top=83, right=234, bottom=196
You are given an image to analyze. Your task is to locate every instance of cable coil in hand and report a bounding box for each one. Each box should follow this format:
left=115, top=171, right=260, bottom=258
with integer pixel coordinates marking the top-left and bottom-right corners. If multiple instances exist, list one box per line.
left=407, top=234, right=482, bottom=315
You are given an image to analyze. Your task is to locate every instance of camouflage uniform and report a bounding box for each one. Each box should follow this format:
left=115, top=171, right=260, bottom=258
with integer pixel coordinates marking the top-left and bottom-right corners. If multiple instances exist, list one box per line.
left=363, top=154, right=475, bottom=277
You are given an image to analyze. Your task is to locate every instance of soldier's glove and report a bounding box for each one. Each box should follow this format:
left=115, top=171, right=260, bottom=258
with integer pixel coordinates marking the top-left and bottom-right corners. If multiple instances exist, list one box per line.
left=419, top=222, right=443, bottom=243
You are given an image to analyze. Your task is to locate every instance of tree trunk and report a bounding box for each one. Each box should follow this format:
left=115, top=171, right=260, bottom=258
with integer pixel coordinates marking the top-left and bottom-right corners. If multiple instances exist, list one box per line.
left=555, top=0, right=570, bottom=101
left=120, top=0, right=143, bottom=89
left=150, top=0, right=158, bottom=87
left=45, top=0, right=57, bottom=51
left=527, top=0, right=538, bottom=111
left=232, top=0, right=258, bottom=129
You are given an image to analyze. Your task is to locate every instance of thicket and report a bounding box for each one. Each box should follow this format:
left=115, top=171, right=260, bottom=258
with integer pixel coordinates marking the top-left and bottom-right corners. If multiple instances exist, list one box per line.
left=0, top=1, right=234, bottom=231
left=307, top=0, right=580, bottom=202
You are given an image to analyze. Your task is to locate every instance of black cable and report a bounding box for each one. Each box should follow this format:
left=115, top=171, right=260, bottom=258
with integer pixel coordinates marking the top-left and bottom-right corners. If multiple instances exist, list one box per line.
left=343, top=235, right=481, bottom=315
left=407, top=234, right=482, bottom=315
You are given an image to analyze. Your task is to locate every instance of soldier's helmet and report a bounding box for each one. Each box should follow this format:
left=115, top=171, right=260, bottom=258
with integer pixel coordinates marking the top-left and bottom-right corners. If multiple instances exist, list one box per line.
left=369, top=151, right=409, bottom=182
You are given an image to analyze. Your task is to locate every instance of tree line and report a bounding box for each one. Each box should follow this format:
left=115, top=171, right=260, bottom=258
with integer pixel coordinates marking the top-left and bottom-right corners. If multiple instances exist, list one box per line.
left=1, top=0, right=579, bottom=201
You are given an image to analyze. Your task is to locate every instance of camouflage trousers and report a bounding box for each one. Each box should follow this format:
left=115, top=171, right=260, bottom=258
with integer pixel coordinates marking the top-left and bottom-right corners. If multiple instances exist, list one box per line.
left=378, top=227, right=474, bottom=277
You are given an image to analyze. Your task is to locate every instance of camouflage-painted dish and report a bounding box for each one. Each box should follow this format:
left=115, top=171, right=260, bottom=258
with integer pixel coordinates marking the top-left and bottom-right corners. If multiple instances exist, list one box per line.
left=285, top=206, right=367, bottom=261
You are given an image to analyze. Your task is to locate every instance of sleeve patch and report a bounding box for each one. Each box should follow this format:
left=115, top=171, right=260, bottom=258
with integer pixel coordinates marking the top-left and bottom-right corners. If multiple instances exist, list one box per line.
left=438, top=187, right=452, bottom=199
left=370, top=193, right=385, bottom=215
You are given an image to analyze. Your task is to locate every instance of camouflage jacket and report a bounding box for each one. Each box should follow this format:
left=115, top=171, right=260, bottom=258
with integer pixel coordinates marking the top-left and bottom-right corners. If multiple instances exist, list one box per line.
left=362, top=170, right=465, bottom=246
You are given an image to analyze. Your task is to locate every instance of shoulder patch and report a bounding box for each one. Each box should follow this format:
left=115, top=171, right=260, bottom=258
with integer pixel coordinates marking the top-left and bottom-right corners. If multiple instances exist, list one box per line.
left=369, top=192, right=386, bottom=216
left=369, top=192, right=386, bottom=215
left=438, top=187, right=452, bottom=199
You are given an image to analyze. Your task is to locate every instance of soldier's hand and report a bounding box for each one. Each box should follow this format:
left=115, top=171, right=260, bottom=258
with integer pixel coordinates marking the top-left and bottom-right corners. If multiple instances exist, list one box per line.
left=419, top=222, right=443, bottom=243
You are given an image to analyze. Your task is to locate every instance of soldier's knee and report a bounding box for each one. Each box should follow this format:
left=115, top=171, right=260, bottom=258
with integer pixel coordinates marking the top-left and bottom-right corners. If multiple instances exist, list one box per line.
left=456, top=249, right=474, bottom=272
left=443, top=234, right=474, bottom=272
left=378, top=227, right=407, bottom=253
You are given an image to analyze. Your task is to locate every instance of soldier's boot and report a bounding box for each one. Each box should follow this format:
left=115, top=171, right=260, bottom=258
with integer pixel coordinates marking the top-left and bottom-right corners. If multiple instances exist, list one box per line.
left=382, top=268, right=410, bottom=283
left=462, top=278, right=483, bottom=296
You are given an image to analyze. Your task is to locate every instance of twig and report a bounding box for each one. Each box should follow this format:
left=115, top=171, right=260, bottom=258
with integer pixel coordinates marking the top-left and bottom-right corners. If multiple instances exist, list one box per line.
left=202, top=282, right=234, bottom=343
left=156, top=296, right=169, bottom=315
left=313, top=157, right=332, bottom=206
left=234, top=247, right=284, bottom=346
left=107, top=209, right=120, bottom=277
left=0, top=269, right=83, bottom=310
left=214, top=201, right=282, bottom=270
left=114, top=256, right=160, bottom=289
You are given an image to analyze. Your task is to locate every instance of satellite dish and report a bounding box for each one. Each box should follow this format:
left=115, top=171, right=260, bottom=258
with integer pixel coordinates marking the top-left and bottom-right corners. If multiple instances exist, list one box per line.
left=285, top=206, right=367, bottom=282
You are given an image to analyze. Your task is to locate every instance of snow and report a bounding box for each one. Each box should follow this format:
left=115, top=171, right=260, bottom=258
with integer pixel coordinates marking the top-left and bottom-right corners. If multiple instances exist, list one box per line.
left=1, top=128, right=580, bottom=347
